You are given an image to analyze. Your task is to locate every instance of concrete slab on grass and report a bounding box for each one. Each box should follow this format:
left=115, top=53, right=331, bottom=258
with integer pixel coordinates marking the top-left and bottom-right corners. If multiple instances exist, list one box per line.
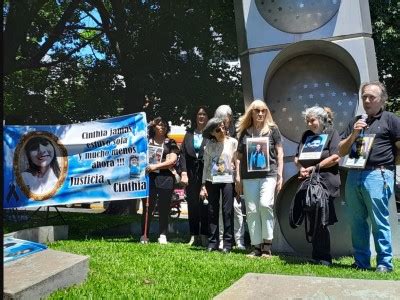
left=4, top=249, right=89, bottom=300
left=215, top=273, right=400, bottom=300
left=7, top=225, right=68, bottom=244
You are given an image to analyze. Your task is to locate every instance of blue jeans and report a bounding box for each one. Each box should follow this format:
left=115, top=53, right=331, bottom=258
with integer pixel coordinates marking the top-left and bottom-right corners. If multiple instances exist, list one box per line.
left=345, top=168, right=394, bottom=270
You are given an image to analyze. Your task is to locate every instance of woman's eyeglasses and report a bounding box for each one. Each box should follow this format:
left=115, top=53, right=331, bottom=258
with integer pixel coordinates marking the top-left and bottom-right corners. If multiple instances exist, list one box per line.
left=214, top=124, right=225, bottom=134
left=253, top=108, right=267, bottom=114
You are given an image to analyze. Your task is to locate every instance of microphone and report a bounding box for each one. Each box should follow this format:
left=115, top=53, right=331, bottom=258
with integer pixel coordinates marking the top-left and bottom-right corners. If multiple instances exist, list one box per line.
left=360, top=113, right=368, bottom=136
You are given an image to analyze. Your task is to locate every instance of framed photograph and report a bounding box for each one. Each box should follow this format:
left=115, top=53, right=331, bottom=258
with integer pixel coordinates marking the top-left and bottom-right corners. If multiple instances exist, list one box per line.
left=13, top=131, right=68, bottom=201
left=343, top=134, right=375, bottom=169
left=211, top=154, right=234, bottom=183
left=246, top=137, right=270, bottom=172
left=148, top=145, right=163, bottom=173
left=298, top=134, right=328, bottom=160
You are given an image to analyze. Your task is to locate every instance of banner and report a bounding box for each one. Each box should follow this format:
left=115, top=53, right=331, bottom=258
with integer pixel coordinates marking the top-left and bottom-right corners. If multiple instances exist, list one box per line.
left=3, top=113, right=148, bottom=208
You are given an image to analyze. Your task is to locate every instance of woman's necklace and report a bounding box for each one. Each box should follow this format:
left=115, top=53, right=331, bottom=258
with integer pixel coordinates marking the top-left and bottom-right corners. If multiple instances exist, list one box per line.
left=152, top=137, right=164, bottom=146
left=251, top=126, right=262, bottom=137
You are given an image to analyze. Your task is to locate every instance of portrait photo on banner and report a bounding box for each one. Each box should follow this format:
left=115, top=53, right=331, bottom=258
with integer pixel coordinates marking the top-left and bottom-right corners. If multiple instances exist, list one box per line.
left=343, top=134, right=375, bottom=168
left=13, top=131, right=68, bottom=201
left=246, top=137, right=270, bottom=172
left=129, top=153, right=141, bottom=179
left=298, top=134, right=328, bottom=160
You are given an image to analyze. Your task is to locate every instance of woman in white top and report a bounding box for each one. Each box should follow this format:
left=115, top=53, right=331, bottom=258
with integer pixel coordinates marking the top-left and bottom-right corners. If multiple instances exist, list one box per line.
left=21, top=137, right=60, bottom=196
left=201, top=117, right=238, bottom=253
left=235, top=99, right=284, bottom=258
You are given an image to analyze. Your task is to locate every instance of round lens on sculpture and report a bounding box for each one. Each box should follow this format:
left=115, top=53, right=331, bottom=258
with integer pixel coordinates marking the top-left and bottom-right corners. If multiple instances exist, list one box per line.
left=255, top=0, right=341, bottom=33
left=265, top=54, right=358, bottom=143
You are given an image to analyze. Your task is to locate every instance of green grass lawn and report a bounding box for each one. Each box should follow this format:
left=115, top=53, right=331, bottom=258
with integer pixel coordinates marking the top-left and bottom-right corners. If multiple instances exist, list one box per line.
left=4, top=210, right=400, bottom=299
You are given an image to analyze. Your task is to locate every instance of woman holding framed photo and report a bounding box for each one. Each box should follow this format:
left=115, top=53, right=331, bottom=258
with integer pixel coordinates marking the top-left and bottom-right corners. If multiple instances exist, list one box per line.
left=141, top=117, right=179, bottom=245
left=294, top=106, right=341, bottom=266
left=235, top=99, right=283, bottom=258
left=201, top=117, right=238, bottom=253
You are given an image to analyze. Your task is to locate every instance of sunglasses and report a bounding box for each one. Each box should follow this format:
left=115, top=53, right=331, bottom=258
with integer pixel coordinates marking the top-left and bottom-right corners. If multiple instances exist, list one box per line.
left=214, top=124, right=225, bottom=134
left=253, top=108, right=267, bottom=114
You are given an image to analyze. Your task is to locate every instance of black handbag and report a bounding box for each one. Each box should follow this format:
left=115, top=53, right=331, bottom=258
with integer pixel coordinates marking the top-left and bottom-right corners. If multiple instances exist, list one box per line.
left=289, top=165, right=330, bottom=243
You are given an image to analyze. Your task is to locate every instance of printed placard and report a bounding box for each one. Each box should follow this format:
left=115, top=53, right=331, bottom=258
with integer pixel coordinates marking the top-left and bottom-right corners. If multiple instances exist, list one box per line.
left=211, top=153, right=233, bottom=183
left=147, top=145, right=163, bottom=173
left=343, top=134, right=375, bottom=168
left=246, top=137, right=270, bottom=172
left=298, top=134, right=328, bottom=160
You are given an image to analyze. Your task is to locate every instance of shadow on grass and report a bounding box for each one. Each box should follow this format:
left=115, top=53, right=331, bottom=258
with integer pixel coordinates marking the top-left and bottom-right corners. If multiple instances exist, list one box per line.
left=4, top=209, right=194, bottom=243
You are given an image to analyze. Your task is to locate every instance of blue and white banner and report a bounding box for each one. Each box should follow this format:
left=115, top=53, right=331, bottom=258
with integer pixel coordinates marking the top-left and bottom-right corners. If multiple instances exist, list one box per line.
left=3, top=113, right=148, bottom=208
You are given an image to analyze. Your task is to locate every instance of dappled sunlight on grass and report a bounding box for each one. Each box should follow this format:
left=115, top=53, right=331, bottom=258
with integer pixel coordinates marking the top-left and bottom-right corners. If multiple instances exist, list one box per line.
left=4, top=211, right=399, bottom=299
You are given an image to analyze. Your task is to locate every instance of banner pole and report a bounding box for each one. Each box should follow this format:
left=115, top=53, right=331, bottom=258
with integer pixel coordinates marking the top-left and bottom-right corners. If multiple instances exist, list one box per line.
left=143, top=174, right=150, bottom=242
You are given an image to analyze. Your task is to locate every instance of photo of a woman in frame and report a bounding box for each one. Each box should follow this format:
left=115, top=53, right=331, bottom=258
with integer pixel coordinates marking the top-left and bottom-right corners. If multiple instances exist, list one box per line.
left=15, top=132, right=68, bottom=200
left=249, top=143, right=267, bottom=170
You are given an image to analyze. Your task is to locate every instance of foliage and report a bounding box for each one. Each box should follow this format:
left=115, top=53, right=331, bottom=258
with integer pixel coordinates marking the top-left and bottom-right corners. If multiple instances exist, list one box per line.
left=3, top=0, right=243, bottom=125
left=370, top=0, right=400, bottom=115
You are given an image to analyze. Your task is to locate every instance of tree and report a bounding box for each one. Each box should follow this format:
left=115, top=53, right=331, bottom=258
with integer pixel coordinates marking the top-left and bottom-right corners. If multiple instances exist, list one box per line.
left=370, top=0, right=400, bottom=115
left=4, top=0, right=242, bottom=125
left=4, top=0, right=242, bottom=214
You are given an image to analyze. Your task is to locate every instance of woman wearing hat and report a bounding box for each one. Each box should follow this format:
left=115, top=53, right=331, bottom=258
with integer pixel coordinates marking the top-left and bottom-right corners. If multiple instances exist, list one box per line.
left=201, top=117, right=238, bottom=253
left=235, top=99, right=284, bottom=258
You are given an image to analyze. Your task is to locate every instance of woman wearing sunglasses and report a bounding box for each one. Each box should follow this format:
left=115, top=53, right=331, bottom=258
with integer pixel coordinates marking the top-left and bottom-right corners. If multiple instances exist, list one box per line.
left=201, top=117, right=238, bottom=253
left=235, top=99, right=284, bottom=258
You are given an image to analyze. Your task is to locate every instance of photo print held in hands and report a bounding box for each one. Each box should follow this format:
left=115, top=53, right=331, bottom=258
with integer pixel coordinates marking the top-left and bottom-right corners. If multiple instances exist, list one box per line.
left=211, top=154, right=234, bottom=183
left=246, top=137, right=270, bottom=172
left=298, top=134, right=328, bottom=160
left=343, top=134, right=375, bottom=168
left=147, top=145, right=163, bottom=173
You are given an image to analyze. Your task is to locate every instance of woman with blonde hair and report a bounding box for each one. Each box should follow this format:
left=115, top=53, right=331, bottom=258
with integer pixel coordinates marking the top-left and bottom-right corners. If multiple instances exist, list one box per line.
left=235, top=99, right=284, bottom=257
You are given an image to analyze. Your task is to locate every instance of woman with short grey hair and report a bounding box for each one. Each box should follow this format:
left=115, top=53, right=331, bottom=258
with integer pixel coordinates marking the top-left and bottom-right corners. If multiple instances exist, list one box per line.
left=302, top=106, right=333, bottom=128
left=214, top=105, right=235, bottom=137
left=214, top=104, right=245, bottom=250
left=293, top=105, right=340, bottom=265
left=201, top=117, right=238, bottom=253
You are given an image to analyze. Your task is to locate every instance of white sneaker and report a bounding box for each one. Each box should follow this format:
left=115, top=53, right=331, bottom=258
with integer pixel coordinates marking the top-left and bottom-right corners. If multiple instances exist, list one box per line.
left=188, top=235, right=195, bottom=246
left=218, top=241, right=224, bottom=250
left=158, top=234, right=168, bottom=245
left=236, top=243, right=246, bottom=250
left=140, top=235, right=149, bottom=244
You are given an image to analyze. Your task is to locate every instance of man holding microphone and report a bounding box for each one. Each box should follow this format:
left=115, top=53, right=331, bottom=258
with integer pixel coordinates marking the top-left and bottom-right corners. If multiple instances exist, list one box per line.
left=339, top=81, right=400, bottom=273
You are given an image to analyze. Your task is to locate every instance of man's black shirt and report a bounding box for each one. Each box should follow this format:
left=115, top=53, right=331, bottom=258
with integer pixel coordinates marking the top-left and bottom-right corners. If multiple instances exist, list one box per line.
left=341, top=110, right=400, bottom=167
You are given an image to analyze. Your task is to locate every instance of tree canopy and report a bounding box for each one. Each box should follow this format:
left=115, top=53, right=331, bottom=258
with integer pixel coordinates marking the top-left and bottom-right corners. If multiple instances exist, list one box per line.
left=370, top=0, right=400, bottom=115
left=4, top=1, right=399, bottom=125
left=3, top=0, right=242, bottom=125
